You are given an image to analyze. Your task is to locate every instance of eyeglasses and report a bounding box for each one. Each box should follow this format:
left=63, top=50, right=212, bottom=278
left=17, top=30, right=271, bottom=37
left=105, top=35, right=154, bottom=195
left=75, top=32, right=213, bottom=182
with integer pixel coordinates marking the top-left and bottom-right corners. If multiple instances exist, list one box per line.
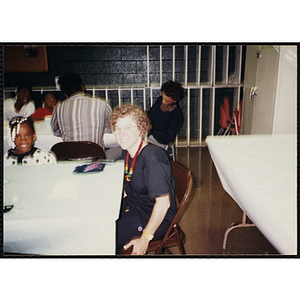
left=114, top=125, right=137, bottom=135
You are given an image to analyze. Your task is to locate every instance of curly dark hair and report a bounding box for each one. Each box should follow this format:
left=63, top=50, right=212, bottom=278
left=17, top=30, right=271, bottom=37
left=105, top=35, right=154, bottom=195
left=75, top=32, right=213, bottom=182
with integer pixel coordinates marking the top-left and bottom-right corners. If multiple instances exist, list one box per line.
left=109, top=104, right=150, bottom=134
left=161, top=80, right=184, bottom=101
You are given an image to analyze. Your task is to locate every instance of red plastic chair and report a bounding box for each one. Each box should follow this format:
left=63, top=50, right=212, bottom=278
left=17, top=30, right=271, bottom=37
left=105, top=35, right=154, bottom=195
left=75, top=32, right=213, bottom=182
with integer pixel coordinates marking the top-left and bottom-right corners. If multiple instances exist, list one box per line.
left=223, top=96, right=233, bottom=123
left=219, top=97, right=242, bottom=135
left=232, top=101, right=243, bottom=135
left=238, top=101, right=243, bottom=128
left=217, top=106, right=233, bottom=135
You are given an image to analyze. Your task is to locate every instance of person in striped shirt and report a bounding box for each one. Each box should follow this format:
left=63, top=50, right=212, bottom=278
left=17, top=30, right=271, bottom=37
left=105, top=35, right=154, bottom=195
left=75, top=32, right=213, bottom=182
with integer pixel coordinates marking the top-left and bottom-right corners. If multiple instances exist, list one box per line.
left=51, top=73, right=119, bottom=158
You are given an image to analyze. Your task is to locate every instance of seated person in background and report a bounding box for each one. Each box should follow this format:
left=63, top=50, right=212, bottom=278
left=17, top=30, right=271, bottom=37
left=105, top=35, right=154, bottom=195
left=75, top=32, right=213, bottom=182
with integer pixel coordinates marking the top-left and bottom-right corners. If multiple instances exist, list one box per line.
left=4, top=117, right=57, bottom=166
left=31, top=92, right=58, bottom=121
left=51, top=72, right=121, bottom=159
left=109, top=104, right=176, bottom=255
left=147, top=80, right=185, bottom=148
left=4, top=84, right=36, bottom=122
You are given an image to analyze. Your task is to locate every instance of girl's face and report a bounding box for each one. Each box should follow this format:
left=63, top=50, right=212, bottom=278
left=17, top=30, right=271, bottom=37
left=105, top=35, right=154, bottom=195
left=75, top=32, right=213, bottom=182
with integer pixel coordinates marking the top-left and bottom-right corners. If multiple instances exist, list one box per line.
left=44, top=93, right=57, bottom=111
left=13, top=123, right=36, bottom=154
left=114, top=115, right=141, bottom=155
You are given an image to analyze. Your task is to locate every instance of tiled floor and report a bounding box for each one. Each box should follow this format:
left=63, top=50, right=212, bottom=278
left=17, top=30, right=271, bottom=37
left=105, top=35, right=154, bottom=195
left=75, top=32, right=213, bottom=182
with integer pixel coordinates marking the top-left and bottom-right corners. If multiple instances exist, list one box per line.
left=168, top=146, right=279, bottom=256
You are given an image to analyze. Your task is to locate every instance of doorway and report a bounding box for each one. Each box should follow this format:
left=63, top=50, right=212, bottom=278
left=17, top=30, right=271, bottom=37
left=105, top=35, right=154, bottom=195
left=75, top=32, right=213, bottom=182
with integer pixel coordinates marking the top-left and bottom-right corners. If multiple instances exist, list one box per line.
left=241, top=46, right=279, bottom=134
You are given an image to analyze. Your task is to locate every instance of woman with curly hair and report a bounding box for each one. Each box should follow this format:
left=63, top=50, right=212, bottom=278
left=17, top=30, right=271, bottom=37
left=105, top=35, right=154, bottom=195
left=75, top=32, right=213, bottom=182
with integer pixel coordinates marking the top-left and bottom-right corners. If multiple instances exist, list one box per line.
left=110, top=104, right=176, bottom=255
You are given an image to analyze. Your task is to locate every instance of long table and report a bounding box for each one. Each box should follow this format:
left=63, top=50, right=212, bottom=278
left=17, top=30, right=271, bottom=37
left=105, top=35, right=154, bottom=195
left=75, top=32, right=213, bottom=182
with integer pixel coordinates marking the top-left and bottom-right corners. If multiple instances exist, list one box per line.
left=206, top=134, right=297, bottom=255
left=3, top=120, right=119, bottom=153
left=4, top=160, right=124, bottom=255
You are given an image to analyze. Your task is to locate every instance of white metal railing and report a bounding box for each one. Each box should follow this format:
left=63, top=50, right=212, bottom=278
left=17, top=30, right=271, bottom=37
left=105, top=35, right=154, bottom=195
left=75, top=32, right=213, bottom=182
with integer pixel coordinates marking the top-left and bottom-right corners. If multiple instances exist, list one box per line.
left=4, top=45, right=244, bottom=147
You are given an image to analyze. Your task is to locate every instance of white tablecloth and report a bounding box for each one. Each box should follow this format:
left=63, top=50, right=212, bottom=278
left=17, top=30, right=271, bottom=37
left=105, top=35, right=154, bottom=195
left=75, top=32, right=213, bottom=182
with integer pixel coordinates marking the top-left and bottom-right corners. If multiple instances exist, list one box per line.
left=206, top=134, right=297, bottom=255
left=3, top=120, right=119, bottom=153
left=4, top=160, right=124, bottom=255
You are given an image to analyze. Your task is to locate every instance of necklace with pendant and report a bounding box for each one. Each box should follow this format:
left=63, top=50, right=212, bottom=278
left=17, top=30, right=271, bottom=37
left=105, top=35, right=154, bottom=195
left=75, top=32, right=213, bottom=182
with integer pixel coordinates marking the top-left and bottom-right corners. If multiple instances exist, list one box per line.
left=125, top=139, right=144, bottom=182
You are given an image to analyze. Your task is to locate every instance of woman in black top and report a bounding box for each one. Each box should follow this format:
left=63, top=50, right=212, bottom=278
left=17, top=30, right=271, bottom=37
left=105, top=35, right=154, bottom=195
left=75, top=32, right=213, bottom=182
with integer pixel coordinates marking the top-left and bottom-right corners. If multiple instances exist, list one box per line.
left=109, top=105, right=176, bottom=255
left=147, top=80, right=184, bottom=147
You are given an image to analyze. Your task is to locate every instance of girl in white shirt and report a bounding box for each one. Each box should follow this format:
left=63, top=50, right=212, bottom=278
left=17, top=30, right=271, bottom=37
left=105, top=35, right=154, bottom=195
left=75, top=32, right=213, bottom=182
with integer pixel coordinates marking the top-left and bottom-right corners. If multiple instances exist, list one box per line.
left=4, top=117, right=57, bottom=166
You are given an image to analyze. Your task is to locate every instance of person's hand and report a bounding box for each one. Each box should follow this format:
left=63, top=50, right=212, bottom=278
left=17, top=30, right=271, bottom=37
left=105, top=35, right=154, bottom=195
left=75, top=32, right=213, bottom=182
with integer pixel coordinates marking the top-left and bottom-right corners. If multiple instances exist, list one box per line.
left=123, top=235, right=149, bottom=255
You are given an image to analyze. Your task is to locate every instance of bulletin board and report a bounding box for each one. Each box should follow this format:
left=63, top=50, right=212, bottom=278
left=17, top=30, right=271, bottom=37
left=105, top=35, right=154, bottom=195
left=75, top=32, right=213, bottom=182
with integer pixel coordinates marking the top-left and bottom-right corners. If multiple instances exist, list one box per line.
left=4, top=45, right=48, bottom=73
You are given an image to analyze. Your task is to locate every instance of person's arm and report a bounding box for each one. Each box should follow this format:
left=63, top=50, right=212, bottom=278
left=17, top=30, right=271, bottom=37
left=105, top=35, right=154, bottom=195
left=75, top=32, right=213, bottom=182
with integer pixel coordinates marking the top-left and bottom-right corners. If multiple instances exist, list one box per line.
left=51, top=106, right=61, bottom=137
left=123, top=194, right=171, bottom=255
left=104, top=102, right=113, bottom=133
left=27, top=102, right=36, bottom=116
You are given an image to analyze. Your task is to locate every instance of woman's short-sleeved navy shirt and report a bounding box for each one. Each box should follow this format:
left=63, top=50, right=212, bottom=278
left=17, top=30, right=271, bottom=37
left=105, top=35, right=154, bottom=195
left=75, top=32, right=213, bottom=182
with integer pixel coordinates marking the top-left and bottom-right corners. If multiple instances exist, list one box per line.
left=121, top=143, right=176, bottom=234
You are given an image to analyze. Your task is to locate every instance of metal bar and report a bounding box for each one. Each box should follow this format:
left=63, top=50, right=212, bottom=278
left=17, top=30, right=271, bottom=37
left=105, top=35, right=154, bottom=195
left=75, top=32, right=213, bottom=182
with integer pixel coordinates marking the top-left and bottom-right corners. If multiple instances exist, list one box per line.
left=143, top=87, right=146, bottom=111
left=131, top=87, right=133, bottom=105
left=210, top=46, right=215, bottom=86
left=150, top=85, right=153, bottom=107
left=172, top=45, right=175, bottom=81
left=187, top=87, right=190, bottom=146
left=197, top=46, right=201, bottom=86
left=225, top=45, right=229, bottom=85
left=211, top=46, right=216, bottom=136
left=199, top=88, right=203, bottom=145
left=176, top=144, right=206, bottom=148
left=118, top=87, right=121, bottom=106
left=237, top=46, right=243, bottom=84
left=236, top=46, right=243, bottom=110
left=159, top=45, right=162, bottom=87
left=184, top=45, right=188, bottom=86
left=211, top=87, right=216, bottom=136
left=147, top=45, right=150, bottom=87
left=105, top=88, right=108, bottom=103
left=87, top=86, right=146, bottom=91
left=5, top=84, right=244, bottom=94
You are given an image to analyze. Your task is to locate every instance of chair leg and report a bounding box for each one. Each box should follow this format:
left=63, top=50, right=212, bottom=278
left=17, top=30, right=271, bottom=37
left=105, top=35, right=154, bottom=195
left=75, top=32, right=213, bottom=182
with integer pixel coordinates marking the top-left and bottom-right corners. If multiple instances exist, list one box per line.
left=177, top=241, right=185, bottom=254
left=171, top=143, right=175, bottom=161
left=217, top=128, right=224, bottom=135
left=164, top=248, right=172, bottom=254
left=224, top=122, right=232, bottom=135
left=166, top=142, right=176, bottom=161
left=155, top=246, right=163, bottom=255
left=174, top=225, right=185, bottom=254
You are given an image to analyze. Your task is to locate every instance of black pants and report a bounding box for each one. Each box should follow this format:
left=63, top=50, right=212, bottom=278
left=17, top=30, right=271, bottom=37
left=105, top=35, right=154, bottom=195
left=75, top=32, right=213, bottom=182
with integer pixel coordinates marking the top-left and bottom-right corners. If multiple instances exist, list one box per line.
left=116, top=198, right=169, bottom=254
left=116, top=202, right=145, bottom=253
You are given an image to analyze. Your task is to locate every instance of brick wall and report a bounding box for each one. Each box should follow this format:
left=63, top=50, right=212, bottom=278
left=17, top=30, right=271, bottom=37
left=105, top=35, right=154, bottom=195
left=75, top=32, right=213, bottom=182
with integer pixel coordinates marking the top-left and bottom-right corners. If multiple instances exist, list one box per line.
left=4, top=44, right=184, bottom=88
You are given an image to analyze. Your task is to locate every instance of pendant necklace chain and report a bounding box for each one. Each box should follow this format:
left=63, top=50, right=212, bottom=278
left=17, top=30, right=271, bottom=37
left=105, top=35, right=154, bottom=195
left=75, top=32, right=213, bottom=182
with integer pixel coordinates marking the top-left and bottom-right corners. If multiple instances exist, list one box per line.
left=125, top=139, right=143, bottom=182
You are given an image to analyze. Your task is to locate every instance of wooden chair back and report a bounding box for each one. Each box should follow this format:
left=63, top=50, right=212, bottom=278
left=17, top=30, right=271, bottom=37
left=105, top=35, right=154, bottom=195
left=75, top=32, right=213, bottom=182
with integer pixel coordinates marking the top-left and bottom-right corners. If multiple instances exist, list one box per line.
left=152, top=161, right=192, bottom=254
left=51, top=141, right=106, bottom=161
